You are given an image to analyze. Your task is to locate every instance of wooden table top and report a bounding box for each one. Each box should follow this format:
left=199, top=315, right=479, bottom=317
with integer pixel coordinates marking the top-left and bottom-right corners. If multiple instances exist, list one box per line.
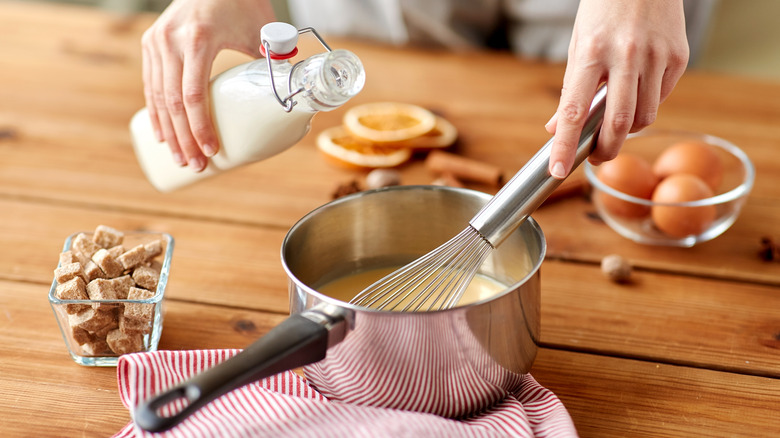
left=1, top=2, right=779, bottom=437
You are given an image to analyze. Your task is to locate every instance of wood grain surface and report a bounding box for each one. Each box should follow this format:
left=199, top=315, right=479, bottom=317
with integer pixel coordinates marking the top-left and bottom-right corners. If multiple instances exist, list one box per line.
left=1, top=2, right=778, bottom=437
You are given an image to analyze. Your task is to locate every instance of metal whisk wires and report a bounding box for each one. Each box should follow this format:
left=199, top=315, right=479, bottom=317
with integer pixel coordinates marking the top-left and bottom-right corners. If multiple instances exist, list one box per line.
left=349, top=227, right=493, bottom=312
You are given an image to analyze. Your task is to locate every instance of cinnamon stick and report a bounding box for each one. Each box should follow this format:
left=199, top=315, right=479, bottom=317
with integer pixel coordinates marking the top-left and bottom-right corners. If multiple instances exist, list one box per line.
left=425, top=150, right=503, bottom=186
left=430, top=172, right=465, bottom=188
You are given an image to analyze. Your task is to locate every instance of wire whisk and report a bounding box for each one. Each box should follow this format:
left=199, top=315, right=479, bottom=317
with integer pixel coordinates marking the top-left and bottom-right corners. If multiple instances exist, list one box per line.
left=350, top=227, right=492, bottom=311
left=350, top=85, right=608, bottom=311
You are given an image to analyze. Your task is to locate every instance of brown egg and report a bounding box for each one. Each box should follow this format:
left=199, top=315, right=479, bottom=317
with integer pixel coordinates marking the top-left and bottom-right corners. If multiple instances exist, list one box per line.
left=596, top=153, right=658, bottom=218
left=651, top=174, right=717, bottom=238
left=653, top=141, right=724, bottom=191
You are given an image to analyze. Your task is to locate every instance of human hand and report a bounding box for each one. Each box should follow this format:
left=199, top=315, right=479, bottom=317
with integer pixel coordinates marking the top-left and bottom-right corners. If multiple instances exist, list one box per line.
left=545, top=0, right=689, bottom=179
left=141, top=0, right=275, bottom=171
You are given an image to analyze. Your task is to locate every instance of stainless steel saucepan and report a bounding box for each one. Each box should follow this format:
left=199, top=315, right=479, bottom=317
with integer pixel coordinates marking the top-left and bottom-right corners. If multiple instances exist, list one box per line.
left=135, top=185, right=546, bottom=432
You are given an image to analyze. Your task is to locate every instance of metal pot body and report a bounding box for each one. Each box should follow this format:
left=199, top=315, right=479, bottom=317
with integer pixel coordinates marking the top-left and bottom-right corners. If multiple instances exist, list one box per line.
left=282, top=185, right=545, bottom=417
left=135, top=185, right=545, bottom=432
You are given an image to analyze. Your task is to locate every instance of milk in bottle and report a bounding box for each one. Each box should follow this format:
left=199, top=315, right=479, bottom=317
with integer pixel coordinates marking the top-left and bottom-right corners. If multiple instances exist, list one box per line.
left=130, top=23, right=365, bottom=192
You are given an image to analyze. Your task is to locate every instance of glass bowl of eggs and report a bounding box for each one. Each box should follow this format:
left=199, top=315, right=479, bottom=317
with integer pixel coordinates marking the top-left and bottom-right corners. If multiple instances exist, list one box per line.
left=583, top=130, right=755, bottom=247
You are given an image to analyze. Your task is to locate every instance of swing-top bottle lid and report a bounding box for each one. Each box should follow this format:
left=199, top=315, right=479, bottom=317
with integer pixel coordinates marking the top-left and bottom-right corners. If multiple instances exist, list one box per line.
left=260, top=22, right=299, bottom=59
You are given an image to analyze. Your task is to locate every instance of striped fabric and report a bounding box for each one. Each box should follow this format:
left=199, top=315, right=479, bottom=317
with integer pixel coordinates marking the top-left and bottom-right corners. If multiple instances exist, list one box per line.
left=304, top=310, right=530, bottom=417
left=114, top=350, right=577, bottom=438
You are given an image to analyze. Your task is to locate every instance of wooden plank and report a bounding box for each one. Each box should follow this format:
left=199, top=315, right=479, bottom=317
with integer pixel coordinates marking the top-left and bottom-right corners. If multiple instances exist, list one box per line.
left=531, top=348, right=780, bottom=438
left=539, top=259, right=780, bottom=377
left=534, top=189, right=780, bottom=286
left=3, top=276, right=777, bottom=437
left=3, top=4, right=780, bottom=288
left=2, top=3, right=780, bottom=225
left=2, top=198, right=779, bottom=376
left=3, top=3, right=779, bottom=437
left=0, top=198, right=291, bottom=313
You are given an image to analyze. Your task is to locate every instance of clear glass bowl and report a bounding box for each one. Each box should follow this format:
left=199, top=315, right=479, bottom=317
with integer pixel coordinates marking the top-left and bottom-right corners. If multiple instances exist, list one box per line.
left=584, top=130, right=754, bottom=247
left=48, top=231, right=174, bottom=366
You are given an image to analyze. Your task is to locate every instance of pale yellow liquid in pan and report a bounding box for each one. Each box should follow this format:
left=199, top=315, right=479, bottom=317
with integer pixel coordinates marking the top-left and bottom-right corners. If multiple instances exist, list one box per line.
left=317, top=267, right=509, bottom=311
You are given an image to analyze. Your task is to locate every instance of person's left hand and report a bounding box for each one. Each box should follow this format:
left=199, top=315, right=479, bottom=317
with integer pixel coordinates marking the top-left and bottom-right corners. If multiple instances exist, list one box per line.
left=546, top=0, right=689, bottom=179
left=141, top=0, right=275, bottom=172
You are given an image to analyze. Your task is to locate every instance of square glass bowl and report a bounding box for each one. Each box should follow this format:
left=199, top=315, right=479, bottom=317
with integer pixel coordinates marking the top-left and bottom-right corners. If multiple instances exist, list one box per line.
left=48, top=231, right=174, bottom=366
left=584, top=130, right=754, bottom=247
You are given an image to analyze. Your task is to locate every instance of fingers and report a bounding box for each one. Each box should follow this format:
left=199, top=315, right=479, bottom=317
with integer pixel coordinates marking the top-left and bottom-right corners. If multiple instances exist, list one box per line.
left=142, top=25, right=190, bottom=168
left=659, top=45, right=689, bottom=103
left=152, top=39, right=189, bottom=167
left=141, top=39, right=162, bottom=143
left=630, top=61, right=663, bottom=135
left=140, top=11, right=213, bottom=172
left=548, top=68, right=602, bottom=179
left=546, top=0, right=689, bottom=178
left=590, top=70, right=637, bottom=166
left=181, top=42, right=219, bottom=160
left=161, top=46, right=206, bottom=172
left=138, top=0, right=280, bottom=173
left=544, top=112, right=557, bottom=135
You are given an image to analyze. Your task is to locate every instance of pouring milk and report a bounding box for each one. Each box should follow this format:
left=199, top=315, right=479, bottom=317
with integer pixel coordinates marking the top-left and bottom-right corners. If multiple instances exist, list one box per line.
left=130, top=23, right=365, bottom=192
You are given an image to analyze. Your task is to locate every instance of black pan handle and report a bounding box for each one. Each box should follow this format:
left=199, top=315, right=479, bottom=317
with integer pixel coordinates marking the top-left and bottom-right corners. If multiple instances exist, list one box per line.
left=134, top=307, right=345, bottom=432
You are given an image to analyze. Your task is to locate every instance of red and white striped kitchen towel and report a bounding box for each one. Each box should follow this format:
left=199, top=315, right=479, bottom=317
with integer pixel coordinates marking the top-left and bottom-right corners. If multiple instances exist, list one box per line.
left=113, top=349, right=577, bottom=438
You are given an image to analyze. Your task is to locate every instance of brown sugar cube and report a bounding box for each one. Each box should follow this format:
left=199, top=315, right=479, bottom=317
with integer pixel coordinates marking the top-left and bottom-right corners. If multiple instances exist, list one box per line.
left=146, top=259, right=163, bottom=277
left=86, top=278, right=119, bottom=310
left=127, top=285, right=155, bottom=300
left=143, top=239, right=164, bottom=261
left=59, top=250, right=80, bottom=266
left=68, top=307, right=115, bottom=333
left=108, top=245, right=125, bottom=259
left=59, top=249, right=89, bottom=266
left=117, top=244, right=146, bottom=270
left=71, top=326, right=93, bottom=345
left=56, top=276, right=87, bottom=300
left=71, top=313, right=117, bottom=343
left=92, top=313, right=120, bottom=337
left=54, top=262, right=87, bottom=285
left=110, top=274, right=135, bottom=299
left=106, top=329, right=144, bottom=355
left=81, top=339, right=112, bottom=356
left=55, top=277, right=90, bottom=314
left=92, top=248, right=124, bottom=278
left=72, top=232, right=101, bottom=260
left=132, top=265, right=159, bottom=291
left=92, top=225, right=124, bottom=249
left=83, top=260, right=105, bottom=282
left=124, top=287, right=155, bottom=321
left=87, top=278, right=119, bottom=300
left=119, top=313, right=152, bottom=335
left=149, top=259, right=162, bottom=271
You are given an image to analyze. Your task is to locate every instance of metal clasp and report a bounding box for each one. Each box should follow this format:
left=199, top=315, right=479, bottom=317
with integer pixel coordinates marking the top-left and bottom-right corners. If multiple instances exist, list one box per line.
left=262, top=27, right=332, bottom=112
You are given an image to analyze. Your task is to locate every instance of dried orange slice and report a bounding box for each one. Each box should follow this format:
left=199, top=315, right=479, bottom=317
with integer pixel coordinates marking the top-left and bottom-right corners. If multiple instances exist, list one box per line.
left=316, top=125, right=412, bottom=169
left=406, top=116, right=458, bottom=149
left=343, top=102, right=437, bottom=143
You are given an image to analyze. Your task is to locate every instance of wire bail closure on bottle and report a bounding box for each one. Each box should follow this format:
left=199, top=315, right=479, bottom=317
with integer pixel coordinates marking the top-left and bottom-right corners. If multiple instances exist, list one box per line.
left=262, top=27, right=332, bottom=112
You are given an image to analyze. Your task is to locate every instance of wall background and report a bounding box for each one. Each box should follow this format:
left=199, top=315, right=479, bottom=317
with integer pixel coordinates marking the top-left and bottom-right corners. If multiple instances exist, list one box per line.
left=30, top=0, right=780, bottom=81
left=694, top=0, right=780, bottom=80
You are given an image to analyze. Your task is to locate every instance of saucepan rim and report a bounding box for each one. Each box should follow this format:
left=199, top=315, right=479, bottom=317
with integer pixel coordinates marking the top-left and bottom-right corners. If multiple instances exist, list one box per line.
left=280, top=184, right=547, bottom=314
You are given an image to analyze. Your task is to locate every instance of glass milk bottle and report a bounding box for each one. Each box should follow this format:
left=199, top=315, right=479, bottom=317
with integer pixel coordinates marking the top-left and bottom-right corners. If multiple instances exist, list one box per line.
left=130, top=23, right=366, bottom=192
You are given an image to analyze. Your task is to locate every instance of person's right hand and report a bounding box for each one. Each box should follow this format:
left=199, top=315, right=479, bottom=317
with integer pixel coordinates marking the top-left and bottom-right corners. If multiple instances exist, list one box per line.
left=141, top=0, right=275, bottom=172
left=545, top=0, right=689, bottom=180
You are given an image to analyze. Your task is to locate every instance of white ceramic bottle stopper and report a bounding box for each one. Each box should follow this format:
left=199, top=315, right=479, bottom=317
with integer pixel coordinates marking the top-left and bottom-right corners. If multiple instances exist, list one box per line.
left=260, top=22, right=299, bottom=58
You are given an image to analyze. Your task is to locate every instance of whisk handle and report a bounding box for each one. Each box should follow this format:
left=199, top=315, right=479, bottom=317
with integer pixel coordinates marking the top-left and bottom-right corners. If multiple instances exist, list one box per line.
left=470, top=84, right=607, bottom=247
